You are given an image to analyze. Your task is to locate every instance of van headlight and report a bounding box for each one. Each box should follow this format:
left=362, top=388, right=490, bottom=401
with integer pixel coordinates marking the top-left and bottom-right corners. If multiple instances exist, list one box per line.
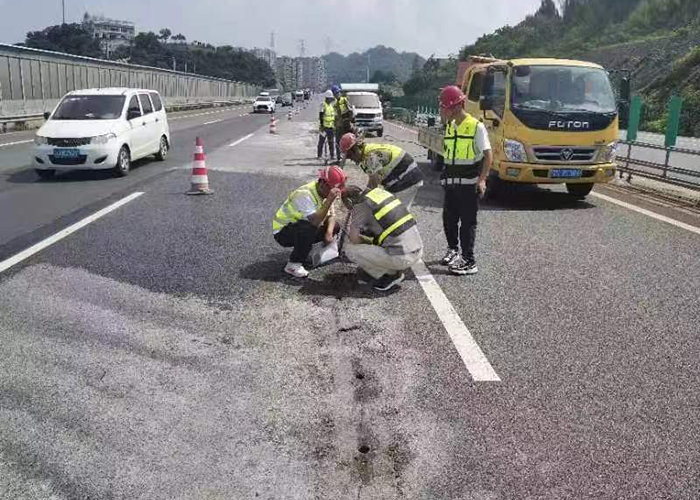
left=601, top=142, right=618, bottom=163
left=504, top=139, right=527, bottom=163
left=34, top=135, right=48, bottom=146
left=92, top=133, right=117, bottom=145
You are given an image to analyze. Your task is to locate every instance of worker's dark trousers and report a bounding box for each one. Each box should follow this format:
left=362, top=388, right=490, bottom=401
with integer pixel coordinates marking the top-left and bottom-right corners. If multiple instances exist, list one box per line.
left=275, top=221, right=325, bottom=264
left=317, top=128, right=336, bottom=159
left=443, top=185, right=479, bottom=262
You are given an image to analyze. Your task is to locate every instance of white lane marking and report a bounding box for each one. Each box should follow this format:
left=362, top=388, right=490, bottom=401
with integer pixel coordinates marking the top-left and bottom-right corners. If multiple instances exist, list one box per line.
left=386, top=121, right=418, bottom=135
left=203, top=119, right=223, bottom=125
left=591, top=192, right=700, bottom=236
left=0, top=139, right=33, bottom=148
left=411, top=259, right=501, bottom=382
left=0, top=192, right=144, bottom=275
left=228, top=133, right=254, bottom=148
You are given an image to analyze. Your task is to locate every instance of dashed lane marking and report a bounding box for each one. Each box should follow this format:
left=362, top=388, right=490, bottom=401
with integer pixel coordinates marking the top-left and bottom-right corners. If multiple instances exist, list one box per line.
left=411, top=259, right=501, bottom=382
left=203, top=119, right=224, bottom=125
left=0, top=139, right=33, bottom=148
left=0, top=192, right=144, bottom=275
left=591, top=192, right=700, bottom=236
left=228, top=133, right=254, bottom=148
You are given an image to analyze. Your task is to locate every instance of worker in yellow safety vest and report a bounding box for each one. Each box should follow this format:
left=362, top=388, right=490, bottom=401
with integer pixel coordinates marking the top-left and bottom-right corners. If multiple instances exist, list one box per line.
left=332, top=84, right=354, bottom=154
left=341, top=185, right=423, bottom=292
left=438, top=85, right=493, bottom=276
left=339, top=133, right=424, bottom=210
left=273, top=165, right=347, bottom=278
left=318, top=90, right=339, bottom=161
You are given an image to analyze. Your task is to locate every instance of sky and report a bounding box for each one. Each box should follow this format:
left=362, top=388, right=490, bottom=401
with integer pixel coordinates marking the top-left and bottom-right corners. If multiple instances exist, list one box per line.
left=0, top=0, right=543, bottom=57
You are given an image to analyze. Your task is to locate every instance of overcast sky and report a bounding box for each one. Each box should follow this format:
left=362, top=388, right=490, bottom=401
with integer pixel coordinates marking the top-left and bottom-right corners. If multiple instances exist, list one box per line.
left=0, top=0, right=543, bottom=57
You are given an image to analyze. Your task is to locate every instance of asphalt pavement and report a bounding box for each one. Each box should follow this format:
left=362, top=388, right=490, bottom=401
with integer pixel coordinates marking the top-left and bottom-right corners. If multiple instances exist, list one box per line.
left=1, top=99, right=699, bottom=500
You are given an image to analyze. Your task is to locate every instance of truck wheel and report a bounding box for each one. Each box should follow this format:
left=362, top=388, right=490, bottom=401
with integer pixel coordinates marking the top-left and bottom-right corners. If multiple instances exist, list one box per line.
left=377, top=129, right=383, bottom=137
left=485, top=173, right=502, bottom=200
left=430, top=153, right=444, bottom=172
left=566, top=183, right=594, bottom=199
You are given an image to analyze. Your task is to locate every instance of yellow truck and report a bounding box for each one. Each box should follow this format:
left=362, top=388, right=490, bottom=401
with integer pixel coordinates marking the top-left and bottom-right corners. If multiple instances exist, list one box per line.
left=418, top=56, right=619, bottom=199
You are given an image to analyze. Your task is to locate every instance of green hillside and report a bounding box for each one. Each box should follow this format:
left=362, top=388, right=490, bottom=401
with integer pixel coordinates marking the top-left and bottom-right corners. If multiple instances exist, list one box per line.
left=323, top=46, right=425, bottom=85
left=402, top=0, right=700, bottom=135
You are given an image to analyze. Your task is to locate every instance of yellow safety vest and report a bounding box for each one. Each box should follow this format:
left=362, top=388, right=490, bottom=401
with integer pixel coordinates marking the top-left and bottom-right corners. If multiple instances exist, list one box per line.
left=337, top=96, right=351, bottom=115
left=322, top=101, right=336, bottom=129
left=361, top=143, right=406, bottom=178
left=443, top=114, right=481, bottom=183
left=272, top=181, right=322, bottom=233
left=361, top=188, right=416, bottom=246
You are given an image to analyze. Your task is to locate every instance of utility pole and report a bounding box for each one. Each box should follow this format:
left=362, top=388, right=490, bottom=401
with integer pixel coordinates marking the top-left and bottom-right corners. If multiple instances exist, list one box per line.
left=366, top=54, right=370, bottom=83
left=298, top=39, right=306, bottom=58
left=62, top=0, right=66, bottom=24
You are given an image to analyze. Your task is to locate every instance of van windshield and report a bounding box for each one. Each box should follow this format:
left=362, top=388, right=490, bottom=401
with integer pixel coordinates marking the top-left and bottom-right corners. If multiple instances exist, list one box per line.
left=511, top=65, right=616, bottom=114
left=348, top=94, right=380, bottom=109
left=52, top=95, right=126, bottom=120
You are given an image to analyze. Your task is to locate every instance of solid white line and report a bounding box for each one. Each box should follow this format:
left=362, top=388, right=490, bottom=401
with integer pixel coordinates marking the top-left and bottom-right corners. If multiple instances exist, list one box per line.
left=228, top=133, right=254, bottom=148
left=0, top=192, right=144, bottom=274
left=203, top=119, right=223, bottom=125
left=0, top=139, right=33, bottom=148
left=591, top=192, right=700, bottom=236
left=411, top=259, right=501, bottom=382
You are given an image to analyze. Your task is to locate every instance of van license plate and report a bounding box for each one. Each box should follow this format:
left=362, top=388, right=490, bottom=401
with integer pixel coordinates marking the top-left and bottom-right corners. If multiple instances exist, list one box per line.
left=551, top=169, right=582, bottom=179
left=54, top=148, right=80, bottom=159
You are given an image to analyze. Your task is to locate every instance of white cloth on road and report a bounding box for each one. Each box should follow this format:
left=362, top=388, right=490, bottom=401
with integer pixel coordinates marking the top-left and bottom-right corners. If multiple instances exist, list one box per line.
left=394, top=181, right=423, bottom=211
left=345, top=243, right=423, bottom=280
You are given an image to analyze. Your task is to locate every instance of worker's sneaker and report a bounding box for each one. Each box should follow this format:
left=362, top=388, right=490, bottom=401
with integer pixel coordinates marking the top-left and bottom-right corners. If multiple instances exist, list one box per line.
left=441, top=249, right=460, bottom=266
left=449, top=258, right=478, bottom=276
left=284, top=262, right=309, bottom=278
left=373, top=272, right=405, bottom=292
left=356, top=268, right=373, bottom=284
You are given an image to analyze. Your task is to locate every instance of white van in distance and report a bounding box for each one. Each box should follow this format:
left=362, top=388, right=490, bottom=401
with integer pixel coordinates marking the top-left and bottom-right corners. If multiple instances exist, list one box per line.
left=32, top=88, right=171, bottom=178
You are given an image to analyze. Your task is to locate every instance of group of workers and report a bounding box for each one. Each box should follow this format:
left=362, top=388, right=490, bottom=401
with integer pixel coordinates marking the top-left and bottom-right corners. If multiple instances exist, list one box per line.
left=272, top=84, right=493, bottom=292
left=317, top=84, right=354, bottom=161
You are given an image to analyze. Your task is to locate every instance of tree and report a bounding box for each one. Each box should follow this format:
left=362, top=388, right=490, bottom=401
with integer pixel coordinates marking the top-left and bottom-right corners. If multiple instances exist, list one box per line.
left=158, top=28, right=172, bottom=42
left=370, top=70, right=397, bottom=84
left=172, top=34, right=187, bottom=44
left=25, top=23, right=102, bottom=58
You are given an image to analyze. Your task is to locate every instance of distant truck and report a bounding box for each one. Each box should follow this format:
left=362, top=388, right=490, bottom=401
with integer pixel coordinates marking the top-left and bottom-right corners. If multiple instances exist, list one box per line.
left=294, top=91, right=304, bottom=102
left=418, top=56, right=620, bottom=199
left=341, top=83, right=383, bottom=137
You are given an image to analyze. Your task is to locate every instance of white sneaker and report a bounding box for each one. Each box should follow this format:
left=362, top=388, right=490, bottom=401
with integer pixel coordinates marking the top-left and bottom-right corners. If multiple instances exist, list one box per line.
left=284, top=262, right=309, bottom=278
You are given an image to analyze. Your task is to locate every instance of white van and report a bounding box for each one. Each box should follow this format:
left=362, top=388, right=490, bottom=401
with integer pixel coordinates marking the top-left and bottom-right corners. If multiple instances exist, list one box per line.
left=32, top=88, right=171, bottom=178
left=346, top=91, right=384, bottom=137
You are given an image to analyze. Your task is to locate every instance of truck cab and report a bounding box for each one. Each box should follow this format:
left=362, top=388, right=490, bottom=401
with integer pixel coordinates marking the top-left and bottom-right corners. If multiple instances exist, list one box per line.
left=466, top=58, right=618, bottom=198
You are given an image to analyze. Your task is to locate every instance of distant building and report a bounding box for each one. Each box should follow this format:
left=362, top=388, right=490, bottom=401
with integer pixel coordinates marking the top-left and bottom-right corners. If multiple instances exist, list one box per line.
left=250, top=48, right=277, bottom=69
left=300, top=57, right=327, bottom=92
left=276, top=56, right=326, bottom=92
left=82, top=12, right=135, bottom=57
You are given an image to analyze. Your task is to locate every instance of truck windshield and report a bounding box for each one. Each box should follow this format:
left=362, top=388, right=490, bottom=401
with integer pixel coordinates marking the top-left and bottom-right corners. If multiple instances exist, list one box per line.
left=52, top=95, right=126, bottom=120
left=348, top=94, right=380, bottom=109
left=511, top=65, right=616, bottom=114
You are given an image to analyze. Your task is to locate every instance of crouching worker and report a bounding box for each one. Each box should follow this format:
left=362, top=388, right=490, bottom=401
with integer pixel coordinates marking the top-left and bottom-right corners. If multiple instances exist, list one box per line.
left=341, top=185, right=423, bottom=292
left=273, top=165, right=347, bottom=278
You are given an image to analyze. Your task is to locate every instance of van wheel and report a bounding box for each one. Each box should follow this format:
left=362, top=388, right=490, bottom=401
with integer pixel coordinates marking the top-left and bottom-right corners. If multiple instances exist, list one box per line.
left=114, top=146, right=131, bottom=177
left=155, top=136, right=169, bottom=161
left=566, top=183, right=594, bottom=199
left=36, top=169, right=55, bottom=180
left=377, top=129, right=384, bottom=137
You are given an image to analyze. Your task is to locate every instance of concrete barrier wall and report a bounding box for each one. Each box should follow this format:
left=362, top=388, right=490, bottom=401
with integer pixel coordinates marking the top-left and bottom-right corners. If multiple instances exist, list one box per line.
left=0, top=43, right=260, bottom=119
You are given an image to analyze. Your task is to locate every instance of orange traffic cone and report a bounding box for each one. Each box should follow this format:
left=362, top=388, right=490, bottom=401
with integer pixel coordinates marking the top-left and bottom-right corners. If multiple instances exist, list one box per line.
left=269, top=115, right=277, bottom=134
left=186, top=137, right=213, bottom=195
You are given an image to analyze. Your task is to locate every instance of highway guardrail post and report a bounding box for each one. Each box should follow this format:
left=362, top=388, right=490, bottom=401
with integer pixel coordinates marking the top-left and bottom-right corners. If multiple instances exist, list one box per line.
left=626, top=96, right=642, bottom=142
left=665, top=95, right=682, bottom=148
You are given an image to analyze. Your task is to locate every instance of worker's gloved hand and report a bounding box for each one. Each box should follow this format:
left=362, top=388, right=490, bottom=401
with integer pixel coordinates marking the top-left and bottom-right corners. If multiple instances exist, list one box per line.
left=328, top=188, right=342, bottom=202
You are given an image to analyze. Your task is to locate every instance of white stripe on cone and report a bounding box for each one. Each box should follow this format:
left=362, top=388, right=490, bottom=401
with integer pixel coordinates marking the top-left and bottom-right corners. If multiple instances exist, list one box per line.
left=191, top=175, right=209, bottom=184
left=192, top=160, right=206, bottom=169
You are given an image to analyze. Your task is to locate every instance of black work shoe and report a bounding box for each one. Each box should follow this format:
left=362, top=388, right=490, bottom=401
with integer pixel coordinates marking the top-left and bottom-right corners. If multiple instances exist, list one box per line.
left=441, top=249, right=459, bottom=266
left=449, top=257, right=478, bottom=276
left=373, top=272, right=405, bottom=291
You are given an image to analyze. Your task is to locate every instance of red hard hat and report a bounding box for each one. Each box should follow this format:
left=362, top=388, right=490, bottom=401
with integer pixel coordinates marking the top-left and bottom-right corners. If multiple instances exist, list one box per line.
left=319, top=165, right=347, bottom=190
left=440, top=85, right=466, bottom=109
left=339, top=132, right=358, bottom=153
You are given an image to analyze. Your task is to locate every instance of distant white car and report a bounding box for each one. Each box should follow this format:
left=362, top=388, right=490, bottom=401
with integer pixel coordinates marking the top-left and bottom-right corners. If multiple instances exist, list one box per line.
left=253, top=95, right=276, bottom=113
left=32, top=88, right=170, bottom=178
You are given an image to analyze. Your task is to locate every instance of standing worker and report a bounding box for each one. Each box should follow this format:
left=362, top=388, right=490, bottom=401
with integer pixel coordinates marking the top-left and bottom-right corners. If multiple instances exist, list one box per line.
left=332, top=85, right=354, bottom=157
left=341, top=185, right=423, bottom=292
left=339, top=132, right=424, bottom=209
left=273, top=166, right=347, bottom=278
left=317, top=90, right=339, bottom=162
left=438, top=85, right=492, bottom=276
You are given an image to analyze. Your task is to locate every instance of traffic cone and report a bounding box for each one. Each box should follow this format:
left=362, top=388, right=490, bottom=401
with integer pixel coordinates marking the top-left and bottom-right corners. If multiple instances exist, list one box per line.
left=269, top=115, right=277, bottom=134
left=186, top=137, right=213, bottom=195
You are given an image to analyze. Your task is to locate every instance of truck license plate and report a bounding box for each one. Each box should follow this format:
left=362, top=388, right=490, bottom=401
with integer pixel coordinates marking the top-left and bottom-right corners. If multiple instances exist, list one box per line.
left=551, top=168, right=582, bottom=179
left=53, top=148, right=80, bottom=159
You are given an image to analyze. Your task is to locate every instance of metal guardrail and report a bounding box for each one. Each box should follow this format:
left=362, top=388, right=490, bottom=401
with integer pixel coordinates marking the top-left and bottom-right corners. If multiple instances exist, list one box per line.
left=616, top=140, right=700, bottom=191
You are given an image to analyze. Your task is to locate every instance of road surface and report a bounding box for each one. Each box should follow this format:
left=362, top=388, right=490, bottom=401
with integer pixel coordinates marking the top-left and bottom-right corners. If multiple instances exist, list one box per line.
left=1, top=100, right=699, bottom=500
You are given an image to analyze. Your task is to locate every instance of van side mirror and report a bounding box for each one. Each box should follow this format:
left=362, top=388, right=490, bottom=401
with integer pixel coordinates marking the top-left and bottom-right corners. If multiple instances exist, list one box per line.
left=43, top=112, right=51, bottom=120
left=620, top=77, right=631, bottom=103
left=127, top=109, right=141, bottom=120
